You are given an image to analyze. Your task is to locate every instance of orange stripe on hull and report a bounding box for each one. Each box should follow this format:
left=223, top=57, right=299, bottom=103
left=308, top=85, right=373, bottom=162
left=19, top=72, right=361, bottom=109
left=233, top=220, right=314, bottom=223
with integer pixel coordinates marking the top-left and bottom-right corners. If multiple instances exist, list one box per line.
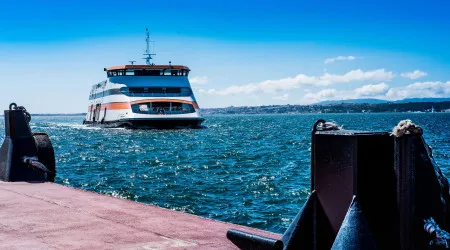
left=87, top=103, right=131, bottom=111
left=87, top=100, right=199, bottom=111
left=103, top=103, right=131, bottom=110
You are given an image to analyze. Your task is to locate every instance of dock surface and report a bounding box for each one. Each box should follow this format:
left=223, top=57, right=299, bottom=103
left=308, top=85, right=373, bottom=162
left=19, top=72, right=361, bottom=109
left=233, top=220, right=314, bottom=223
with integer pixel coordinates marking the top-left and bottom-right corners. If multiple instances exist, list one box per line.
left=0, top=182, right=281, bottom=249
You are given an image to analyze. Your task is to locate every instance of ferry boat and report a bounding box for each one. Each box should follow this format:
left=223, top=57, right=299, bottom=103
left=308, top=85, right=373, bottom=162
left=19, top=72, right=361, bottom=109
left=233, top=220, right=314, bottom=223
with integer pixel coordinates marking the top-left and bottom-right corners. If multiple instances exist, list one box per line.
left=83, top=28, right=204, bottom=129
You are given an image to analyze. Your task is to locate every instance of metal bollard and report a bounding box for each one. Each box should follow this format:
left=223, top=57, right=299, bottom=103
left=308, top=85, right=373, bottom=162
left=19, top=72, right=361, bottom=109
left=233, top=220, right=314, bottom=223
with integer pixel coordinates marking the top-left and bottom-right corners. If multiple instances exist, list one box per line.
left=0, top=103, right=56, bottom=182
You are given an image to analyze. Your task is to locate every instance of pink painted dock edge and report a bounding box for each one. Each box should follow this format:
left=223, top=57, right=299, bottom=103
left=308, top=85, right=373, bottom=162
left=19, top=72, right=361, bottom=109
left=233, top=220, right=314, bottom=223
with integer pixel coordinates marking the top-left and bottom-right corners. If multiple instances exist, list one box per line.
left=0, top=182, right=281, bottom=249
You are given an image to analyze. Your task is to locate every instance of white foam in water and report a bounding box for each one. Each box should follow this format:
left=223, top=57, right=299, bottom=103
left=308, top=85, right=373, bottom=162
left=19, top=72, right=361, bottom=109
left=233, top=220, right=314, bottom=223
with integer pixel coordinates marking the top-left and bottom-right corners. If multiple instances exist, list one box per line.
left=54, top=123, right=102, bottom=130
left=59, top=123, right=126, bottom=130
left=72, top=124, right=102, bottom=130
left=109, top=127, right=126, bottom=130
left=38, top=122, right=101, bottom=130
left=43, top=121, right=128, bottom=131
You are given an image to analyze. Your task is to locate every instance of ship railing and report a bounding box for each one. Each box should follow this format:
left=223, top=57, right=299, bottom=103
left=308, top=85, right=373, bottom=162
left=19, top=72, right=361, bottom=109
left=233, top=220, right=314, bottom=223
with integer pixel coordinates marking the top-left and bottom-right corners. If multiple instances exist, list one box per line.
left=135, top=109, right=195, bottom=115
left=126, top=92, right=185, bottom=97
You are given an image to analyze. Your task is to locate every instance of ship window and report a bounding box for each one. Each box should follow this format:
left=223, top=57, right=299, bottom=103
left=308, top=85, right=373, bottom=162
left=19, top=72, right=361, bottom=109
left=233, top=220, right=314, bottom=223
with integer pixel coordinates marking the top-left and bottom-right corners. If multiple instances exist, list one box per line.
left=131, top=102, right=195, bottom=114
left=152, top=102, right=171, bottom=111
left=134, top=70, right=161, bottom=76
left=119, top=87, right=129, bottom=94
left=166, top=88, right=181, bottom=93
left=180, top=88, right=192, bottom=95
left=181, top=103, right=195, bottom=113
left=138, top=104, right=149, bottom=112
left=123, top=87, right=189, bottom=97
left=171, top=102, right=182, bottom=111
left=148, top=70, right=161, bottom=76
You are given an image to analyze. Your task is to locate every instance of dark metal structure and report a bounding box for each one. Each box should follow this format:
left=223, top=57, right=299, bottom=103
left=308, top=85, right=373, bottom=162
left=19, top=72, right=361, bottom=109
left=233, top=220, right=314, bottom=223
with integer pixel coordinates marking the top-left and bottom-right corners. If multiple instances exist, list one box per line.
left=0, top=103, right=56, bottom=182
left=227, top=119, right=450, bottom=249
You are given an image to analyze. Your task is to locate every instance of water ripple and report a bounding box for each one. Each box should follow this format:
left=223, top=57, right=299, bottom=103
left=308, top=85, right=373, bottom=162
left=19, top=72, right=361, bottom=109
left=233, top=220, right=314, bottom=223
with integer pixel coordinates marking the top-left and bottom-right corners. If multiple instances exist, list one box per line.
left=0, top=113, right=449, bottom=234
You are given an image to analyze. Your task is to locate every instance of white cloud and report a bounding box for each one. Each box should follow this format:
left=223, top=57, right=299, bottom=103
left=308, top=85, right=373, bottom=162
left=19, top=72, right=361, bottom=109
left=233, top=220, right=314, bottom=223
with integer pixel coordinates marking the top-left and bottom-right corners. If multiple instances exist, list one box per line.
left=400, top=70, right=428, bottom=80
left=321, top=69, right=394, bottom=83
left=355, top=83, right=389, bottom=97
left=301, top=81, right=450, bottom=104
left=200, top=80, right=450, bottom=106
left=272, top=93, right=289, bottom=101
left=198, top=88, right=217, bottom=95
left=303, top=89, right=338, bottom=102
left=301, top=83, right=390, bottom=103
left=199, top=69, right=394, bottom=96
left=324, top=56, right=357, bottom=64
left=189, top=76, right=208, bottom=85
left=386, top=81, right=450, bottom=99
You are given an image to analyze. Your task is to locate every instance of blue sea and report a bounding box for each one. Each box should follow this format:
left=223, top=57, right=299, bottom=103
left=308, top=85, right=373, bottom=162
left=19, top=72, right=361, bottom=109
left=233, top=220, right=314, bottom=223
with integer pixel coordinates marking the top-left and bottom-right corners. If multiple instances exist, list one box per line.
left=0, top=113, right=449, bottom=234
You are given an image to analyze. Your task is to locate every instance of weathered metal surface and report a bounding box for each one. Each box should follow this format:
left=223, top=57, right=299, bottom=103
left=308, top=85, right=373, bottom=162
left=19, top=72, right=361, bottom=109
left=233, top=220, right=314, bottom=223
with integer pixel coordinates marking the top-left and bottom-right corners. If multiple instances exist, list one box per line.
left=395, top=135, right=450, bottom=249
left=313, top=129, right=398, bottom=249
left=0, top=104, right=55, bottom=182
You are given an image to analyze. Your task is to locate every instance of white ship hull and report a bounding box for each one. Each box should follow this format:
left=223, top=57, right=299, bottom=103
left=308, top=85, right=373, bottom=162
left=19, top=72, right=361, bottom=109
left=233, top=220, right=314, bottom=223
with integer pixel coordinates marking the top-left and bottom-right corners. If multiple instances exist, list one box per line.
left=84, top=66, right=204, bottom=129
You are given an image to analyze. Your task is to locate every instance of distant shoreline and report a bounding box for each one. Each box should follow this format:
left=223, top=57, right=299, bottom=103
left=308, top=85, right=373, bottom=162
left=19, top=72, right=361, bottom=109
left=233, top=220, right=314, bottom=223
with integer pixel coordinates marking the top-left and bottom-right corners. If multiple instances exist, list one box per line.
left=201, top=101, right=450, bottom=115
left=1, top=101, right=449, bottom=116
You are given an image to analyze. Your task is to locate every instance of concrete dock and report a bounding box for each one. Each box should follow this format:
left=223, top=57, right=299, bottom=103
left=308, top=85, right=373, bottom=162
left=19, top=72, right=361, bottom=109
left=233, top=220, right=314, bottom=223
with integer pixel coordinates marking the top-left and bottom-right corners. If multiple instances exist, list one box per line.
left=0, top=182, right=281, bottom=249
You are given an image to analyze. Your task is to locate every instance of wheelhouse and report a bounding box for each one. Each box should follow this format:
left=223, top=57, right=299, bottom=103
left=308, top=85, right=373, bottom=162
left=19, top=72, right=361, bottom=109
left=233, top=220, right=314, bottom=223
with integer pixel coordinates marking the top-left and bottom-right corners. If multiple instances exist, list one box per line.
left=104, top=65, right=190, bottom=78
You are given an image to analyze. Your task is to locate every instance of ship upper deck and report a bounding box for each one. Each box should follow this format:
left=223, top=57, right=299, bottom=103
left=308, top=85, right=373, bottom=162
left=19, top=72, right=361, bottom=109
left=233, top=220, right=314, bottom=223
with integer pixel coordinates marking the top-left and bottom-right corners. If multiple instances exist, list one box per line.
left=105, top=65, right=191, bottom=77
left=106, top=65, right=190, bottom=71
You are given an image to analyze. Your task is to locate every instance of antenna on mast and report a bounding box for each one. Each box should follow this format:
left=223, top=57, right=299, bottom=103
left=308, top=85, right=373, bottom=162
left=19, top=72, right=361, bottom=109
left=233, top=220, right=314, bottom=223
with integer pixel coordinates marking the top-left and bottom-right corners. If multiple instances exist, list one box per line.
left=143, top=28, right=156, bottom=65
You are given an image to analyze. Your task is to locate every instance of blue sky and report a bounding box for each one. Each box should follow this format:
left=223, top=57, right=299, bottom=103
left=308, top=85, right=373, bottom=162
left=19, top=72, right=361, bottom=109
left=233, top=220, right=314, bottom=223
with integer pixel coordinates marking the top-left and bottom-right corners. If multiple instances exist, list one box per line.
left=1, top=0, right=450, bottom=113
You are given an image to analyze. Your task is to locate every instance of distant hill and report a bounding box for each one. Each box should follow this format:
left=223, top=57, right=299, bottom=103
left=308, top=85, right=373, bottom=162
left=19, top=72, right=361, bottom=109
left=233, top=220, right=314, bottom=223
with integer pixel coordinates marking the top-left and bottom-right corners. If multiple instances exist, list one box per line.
left=314, top=98, right=388, bottom=105
left=315, top=97, right=450, bottom=105
left=392, top=98, right=450, bottom=103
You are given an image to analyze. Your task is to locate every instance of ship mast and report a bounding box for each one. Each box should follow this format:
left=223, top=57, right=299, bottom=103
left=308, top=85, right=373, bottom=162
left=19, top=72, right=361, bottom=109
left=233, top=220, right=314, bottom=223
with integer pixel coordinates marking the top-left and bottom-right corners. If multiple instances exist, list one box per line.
left=143, top=28, right=156, bottom=65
